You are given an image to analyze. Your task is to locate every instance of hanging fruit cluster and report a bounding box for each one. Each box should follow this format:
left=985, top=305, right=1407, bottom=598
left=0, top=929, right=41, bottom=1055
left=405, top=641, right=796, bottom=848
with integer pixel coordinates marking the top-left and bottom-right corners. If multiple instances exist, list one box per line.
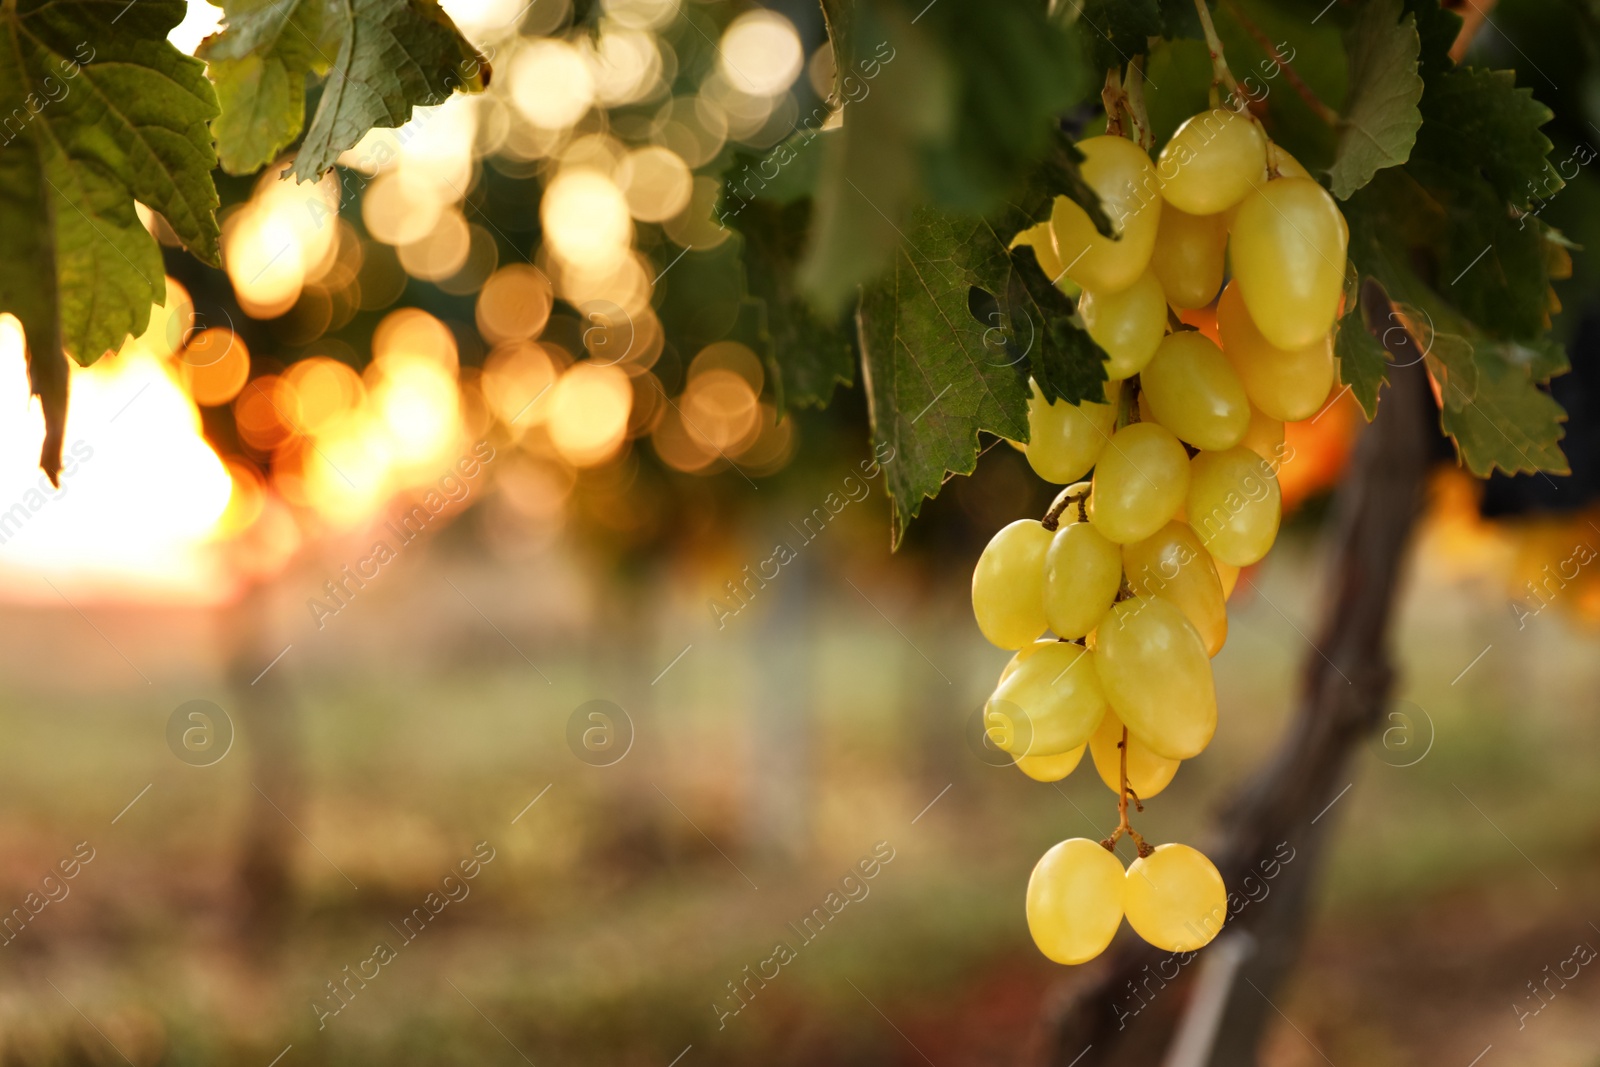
left=973, top=105, right=1349, bottom=966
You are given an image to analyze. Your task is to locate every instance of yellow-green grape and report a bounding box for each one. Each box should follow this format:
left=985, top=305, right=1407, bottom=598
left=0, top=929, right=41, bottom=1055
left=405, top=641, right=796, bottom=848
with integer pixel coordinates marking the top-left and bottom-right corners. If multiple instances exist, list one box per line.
left=1044, top=520, right=1122, bottom=640
left=1269, top=142, right=1311, bottom=180
left=972, top=519, right=1052, bottom=649
left=1025, top=379, right=1120, bottom=485
left=1267, top=145, right=1350, bottom=244
left=1215, top=559, right=1240, bottom=600
left=1158, top=109, right=1268, bottom=215
left=1079, top=271, right=1166, bottom=379
left=1151, top=202, right=1228, bottom=309
left=1122, top=521, right=1228, bottom=657
left=1016, top=745, right=1087, bottom=783
left=999, top=638, right=1057, bottom=684
left=1087, top=423, right=1190, bottom=545
left=1050, top=136, right=1161, bottom=293
left=1027, top=838, right=1126, bottom=965
left=1217, top=281, right=1336, bottom=422
left=1088, top=710, right=1180, bottom=800
left=1186, top=447, right=1282, bottom=567
left=1012, top=221, right=1066, bottom=286
left=1140, top=332, right=1251, bottom=451
left=1230, top=177, right=1349, bottom=350
left=1239, top=405, right=1285, bottom=464
left=1092, top=598, right=1216, bottom=760
left=986, top=642, right=1108, bottom=757
left=1124, top=843, right=1227, bottom=952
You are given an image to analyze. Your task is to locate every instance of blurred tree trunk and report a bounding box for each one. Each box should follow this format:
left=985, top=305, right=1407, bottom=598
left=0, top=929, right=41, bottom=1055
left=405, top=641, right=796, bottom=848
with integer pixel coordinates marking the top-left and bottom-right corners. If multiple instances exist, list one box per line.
left=1037, top=301, right=1434, bottom=1066
left=226, top=575, right=303, bottom=947
left=744, top=550, right=814, bottom=861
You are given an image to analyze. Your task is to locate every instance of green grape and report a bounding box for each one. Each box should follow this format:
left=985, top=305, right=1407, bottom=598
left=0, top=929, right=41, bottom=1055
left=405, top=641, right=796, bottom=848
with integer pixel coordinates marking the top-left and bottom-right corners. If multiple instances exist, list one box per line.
left=1050, top=136, right=1161, bottom=294
left=1016, top=745, right=1086, bottom=783
left=1092, top=598, right=1216, bottom=761
left=1214, top=559, right=1240, bottom=600
left=1122, top=521, right=1227, bottom=657
left=1151, top=202, right=1228, bottom=310
left=1217, top=281, right=1336, bottom=422
left=999, top=638, right=1057, bottom=684
left=1088, top=709, right=1180, bottom=800
left=972, top=519, right=1052, bottom=649
left=1186, top=447, right=1282, bottom=567
left=1239, top=404, right=1285, bottom=464
left=1027, top=838, right=1126, bottom=965
left=1079, top=271, right=1166, bottom=379
left=1124, top=843, right=1227, bottom=952
left=986, top=642, right=1108, bottom=757
left=1044, top=520, right=1122, bottom=640
left=1157, top=109, right=1268, bottom=215
left=1087, top=423, right=1190, bottom=545
left=1230, top=177, right=1349, bottom=350
left=1140, top=331, right=1251, bottom=451
left=1025, top=379, right=1120, bottom=485
left=1268, top=142, right=1312, bottom=180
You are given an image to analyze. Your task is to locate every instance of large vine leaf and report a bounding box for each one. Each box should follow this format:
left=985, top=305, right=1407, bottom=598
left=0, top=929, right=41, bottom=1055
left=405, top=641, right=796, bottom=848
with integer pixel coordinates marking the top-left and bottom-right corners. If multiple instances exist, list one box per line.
left=1328, top=0, right=1422, bottom=200
left=1071, top=0, right=1162, bottom=79
left=1001, top=245, right=1108, bottom=407
left=857, top=191, right=1113, bottom=545
left=201, top=0, right=487, bottom=181
left=1345, top=170, right=1567, bottom=477
left=199, top=0, right=340, bottom=174
left=1333, top=0, right=1568, bottom=478
left=1412, top=65, right=1559, bottom=212
left=799, top=0, right=1092, bottom=313
left=0, top=0, right=220, bottom=478
left=858, top=209, right=1031, bottom=546
left=728, top=198, right=856, bottom=412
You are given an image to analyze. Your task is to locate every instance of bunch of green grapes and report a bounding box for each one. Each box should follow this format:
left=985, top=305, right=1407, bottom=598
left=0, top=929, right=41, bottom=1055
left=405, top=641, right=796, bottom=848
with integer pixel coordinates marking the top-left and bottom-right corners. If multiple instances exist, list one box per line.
left=977, top=109, right=1348, bottom=965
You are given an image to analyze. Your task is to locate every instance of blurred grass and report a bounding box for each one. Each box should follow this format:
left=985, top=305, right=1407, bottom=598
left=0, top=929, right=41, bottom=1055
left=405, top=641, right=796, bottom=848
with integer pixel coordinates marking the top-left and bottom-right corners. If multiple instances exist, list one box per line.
left=0, top=508, right=1595, bottom=1066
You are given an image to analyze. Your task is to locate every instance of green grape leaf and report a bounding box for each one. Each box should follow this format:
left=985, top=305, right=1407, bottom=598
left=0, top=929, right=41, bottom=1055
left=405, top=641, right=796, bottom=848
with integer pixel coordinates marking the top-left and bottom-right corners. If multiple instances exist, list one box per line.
left=799, top=0, right=1091, bottom=313
left=1004, top=245, right=1108, bottom=407
left=1345, top=171, right=1568, bottom=477
left=1409, top=160, right=1551, bottom=340
left=857, top=207, right=1032, bottom=546
left=797, top=3, right=948, bottom=314
left=198, top=0, right=339, bottom=174
left=728, top=198, right=856, bottom=412
left=1328, top=0, right=1422, bottom=200
left=201, top=0, right=487, bottom=182
left=0, top=0, right=221, bottom=478
left=1333, top=295, right=1389, bottom=419
left=1427, top=333, right=1569, bottom=478
left=1073, top=0, right=1162, bottom=73
left=1403, top=0, right=1462, bottom=80
left=1413, top=65, right=1559, bottom=212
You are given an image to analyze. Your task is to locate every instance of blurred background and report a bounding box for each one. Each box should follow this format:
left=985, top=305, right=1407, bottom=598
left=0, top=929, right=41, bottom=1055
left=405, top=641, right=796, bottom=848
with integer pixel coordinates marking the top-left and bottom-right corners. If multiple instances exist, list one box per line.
left=1, top=0, right=1598, bottom=1064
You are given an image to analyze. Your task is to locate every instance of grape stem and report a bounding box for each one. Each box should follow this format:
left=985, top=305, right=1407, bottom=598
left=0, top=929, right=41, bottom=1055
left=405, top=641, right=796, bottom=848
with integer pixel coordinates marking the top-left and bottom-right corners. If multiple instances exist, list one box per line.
left=1100, top=59, right=1153, bottom=148
left=1192, top=0, right=1246, bottom=108
left=1101, top=727, right=1154, bottom=856
left=1124, top=56, right=1153, bottom=150
left=1041, top=482, right=1092, bottom=531
left=1101, top=69, right=1126, bottom=138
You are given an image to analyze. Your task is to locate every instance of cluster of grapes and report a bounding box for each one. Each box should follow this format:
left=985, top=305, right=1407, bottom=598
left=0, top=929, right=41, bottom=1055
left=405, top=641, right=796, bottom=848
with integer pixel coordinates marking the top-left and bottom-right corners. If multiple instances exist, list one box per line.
left=973, top=109, right=1349, bottom=966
